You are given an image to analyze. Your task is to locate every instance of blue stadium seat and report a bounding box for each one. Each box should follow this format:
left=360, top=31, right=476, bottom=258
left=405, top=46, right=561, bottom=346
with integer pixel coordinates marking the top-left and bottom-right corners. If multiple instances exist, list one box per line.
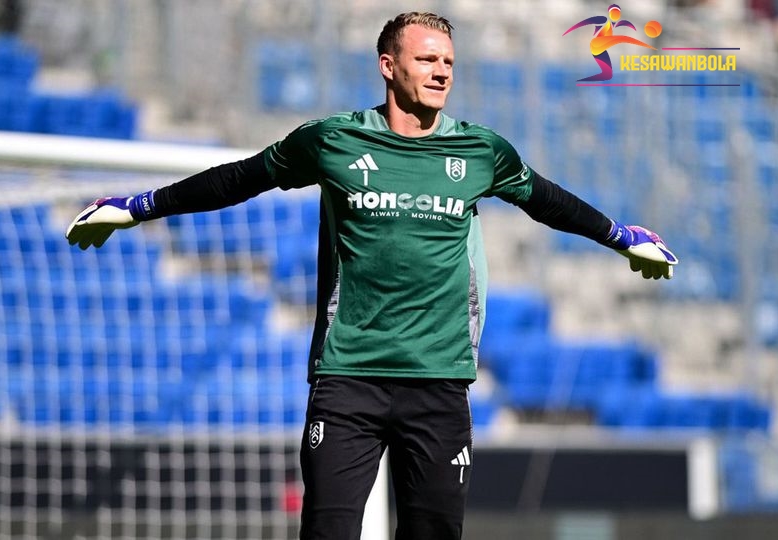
left=469, top=393, right=499, bottom=428
left=596, top=389, right=771, bottom=431
left=8, top=202, right=48, bottom=227
left=479, top=289, right=551, bottom=373
left=700, top=160, right=733, bottom=188
left=229, top=326, right=310, bottom=371
left=2, top=369, right=195, bottom=429
left=744, top=108, right=775, bottom=143
left=483, top=289, right=550, bottom=335
left=708, top=256, right=739, bottom=300
left=149, top=275, right=273, bottom=327
left=57, top=373, right=180, bottom=428
left=0, top=36, right=38, bottom=88
left=694, top=114, right=727, bottom=144
left=727, top=396, right=772, bottom=430
left=488, top=334, right=657, bottom=412
left=0, top=87, right=40, bottom=131
left=595, top=387, right=663, bottom=428
left=254, top=40, right=318, bottom=112
left=0, top=36, right=137, bottom=139
left=542, top=65, right=576, bottom=96
left=478, top=60, right=524, bottom=95
left=486, top=334, right=554, bottom=409
left=0, top=319, right=30, bottom=367
left=271, top=229, right=318, bottom=305
left=33, top=91, right=137, bottom=139
left=2, top=368, right=55, bottom=425
left=167, top=196, right=297, bottom=259
left=334, top=50, right=383, bottom=110
left=192, top=370, right=308, bottom=428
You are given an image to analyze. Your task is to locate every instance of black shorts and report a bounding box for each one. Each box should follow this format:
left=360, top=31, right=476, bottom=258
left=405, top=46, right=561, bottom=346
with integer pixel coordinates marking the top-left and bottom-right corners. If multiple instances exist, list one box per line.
left=299, top=376, right=473, bottom=540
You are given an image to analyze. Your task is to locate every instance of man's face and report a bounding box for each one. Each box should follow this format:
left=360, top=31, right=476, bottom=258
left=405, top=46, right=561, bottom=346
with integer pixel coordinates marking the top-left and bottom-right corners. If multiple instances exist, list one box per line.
left=383, top=24, right=454, bottom=113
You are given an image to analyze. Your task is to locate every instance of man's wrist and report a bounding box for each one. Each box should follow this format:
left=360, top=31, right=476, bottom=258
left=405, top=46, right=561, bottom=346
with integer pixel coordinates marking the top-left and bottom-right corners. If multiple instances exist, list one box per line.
left=128, top=190, right=157, bottom=221
left=604, top=220, right=633, bottom=250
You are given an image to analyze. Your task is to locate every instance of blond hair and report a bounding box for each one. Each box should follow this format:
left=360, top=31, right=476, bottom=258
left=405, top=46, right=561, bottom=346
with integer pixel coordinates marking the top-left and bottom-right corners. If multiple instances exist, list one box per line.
left=376, top=12, right=453, bottom=55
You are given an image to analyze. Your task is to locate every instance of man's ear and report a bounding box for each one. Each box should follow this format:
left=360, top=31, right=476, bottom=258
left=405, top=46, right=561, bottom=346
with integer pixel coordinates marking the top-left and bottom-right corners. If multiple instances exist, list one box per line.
left=379, top=53, right=394, bottom=80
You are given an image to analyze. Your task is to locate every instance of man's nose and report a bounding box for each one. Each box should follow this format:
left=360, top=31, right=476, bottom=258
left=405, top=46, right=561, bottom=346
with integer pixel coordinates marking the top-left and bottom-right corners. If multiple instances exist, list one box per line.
left=433, top=60, right=451, bottom=78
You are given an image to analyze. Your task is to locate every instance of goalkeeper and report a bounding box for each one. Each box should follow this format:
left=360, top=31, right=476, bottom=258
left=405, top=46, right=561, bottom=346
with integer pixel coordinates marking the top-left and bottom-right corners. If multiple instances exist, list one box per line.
left=66, top=11, right=677, bottom=540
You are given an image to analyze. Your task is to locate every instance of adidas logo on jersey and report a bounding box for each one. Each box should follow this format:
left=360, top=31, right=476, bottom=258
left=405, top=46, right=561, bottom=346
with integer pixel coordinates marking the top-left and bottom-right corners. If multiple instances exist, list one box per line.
left=348, top=153, right=379, bottom=171
left=348, top=153, right=379, bottom=186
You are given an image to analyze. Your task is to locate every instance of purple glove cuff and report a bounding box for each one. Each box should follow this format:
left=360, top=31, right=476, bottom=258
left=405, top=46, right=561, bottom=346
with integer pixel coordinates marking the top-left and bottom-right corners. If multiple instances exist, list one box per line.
left=128, top=190, right=157, bottom=221
left=605, top=220, right=633, bottom=250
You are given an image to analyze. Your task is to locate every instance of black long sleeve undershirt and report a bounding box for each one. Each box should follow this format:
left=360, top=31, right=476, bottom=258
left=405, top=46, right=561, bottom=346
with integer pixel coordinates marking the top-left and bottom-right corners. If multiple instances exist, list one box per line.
left=152, top=152, right=272, bottom=217
left=151, top=153, right=613, bottom=244
left=517, top=172, right=613, bottom=243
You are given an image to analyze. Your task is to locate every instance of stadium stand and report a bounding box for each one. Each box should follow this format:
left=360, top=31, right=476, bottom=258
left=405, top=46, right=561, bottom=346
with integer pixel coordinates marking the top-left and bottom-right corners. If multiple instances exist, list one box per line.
left=1, top=189, right=771, bottom=434
left=2, top=9, right=778, bottom=529
left=0, top=36, right=137, bottom=138
left=0, top=30, right=775, bottom=435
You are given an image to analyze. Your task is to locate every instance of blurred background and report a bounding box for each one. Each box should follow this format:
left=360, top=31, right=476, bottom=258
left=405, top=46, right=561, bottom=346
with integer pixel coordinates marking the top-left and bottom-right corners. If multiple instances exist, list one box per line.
left=0, top=0, right=777, bottom=538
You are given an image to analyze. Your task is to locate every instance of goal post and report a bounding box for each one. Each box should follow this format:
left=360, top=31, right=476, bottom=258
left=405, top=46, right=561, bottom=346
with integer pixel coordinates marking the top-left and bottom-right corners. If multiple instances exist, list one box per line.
left=0, top=130, right=389, bottom=540
left=0, top=131, right=257, bottom=173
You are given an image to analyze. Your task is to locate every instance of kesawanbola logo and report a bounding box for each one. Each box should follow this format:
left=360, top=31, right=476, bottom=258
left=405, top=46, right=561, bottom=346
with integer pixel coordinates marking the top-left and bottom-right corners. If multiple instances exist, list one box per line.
left=309, top=421, right=324, bottom=449
left=563, top=3, right=661, bottom=82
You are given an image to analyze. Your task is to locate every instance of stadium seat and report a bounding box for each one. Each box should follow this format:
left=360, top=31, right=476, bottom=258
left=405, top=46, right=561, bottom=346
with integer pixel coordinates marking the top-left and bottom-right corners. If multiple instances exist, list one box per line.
left=254, top=40, right=318, bottom=112
left=744, top=106, right=775, bottom=142
left=469, top=394, right=500, bottom=429
left=479, top=289, right=551, bottom=373
left=694, top=114, right=727, bottom=144
left=229, top=326, right=310, bottom=371
left=483, top=289, right=551, bottom=333
left=334, top=50, right=383, bottom=111
left=190, top=370, right=308, bottom=428
left=271, top=229, right=318, bottom=304
left=596, top=387, right=664, bottom=428
left=495, top=338, right=657, bottom=412
left=7, top=369, right=197, bottom=429
left=150, top=276, right=271, bottom=325
left=34, top=91, right=137, bottom=139
left=542, top=65, right=576, bottom=96
left=166, top=196, right=305, bottom=260
left=478, top=60, right=524, bottom=95
left=596, top=389, right=771, bottom=431
left=0, top=87, right=39, bottom=131
left=0, top=36, right=38, bottom=88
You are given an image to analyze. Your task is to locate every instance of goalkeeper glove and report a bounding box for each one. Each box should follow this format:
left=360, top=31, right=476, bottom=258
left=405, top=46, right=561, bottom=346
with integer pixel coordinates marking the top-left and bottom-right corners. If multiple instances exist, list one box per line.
left=605, top=221, right=679, bottom=280
left=66, top=190, right=156, bottom=250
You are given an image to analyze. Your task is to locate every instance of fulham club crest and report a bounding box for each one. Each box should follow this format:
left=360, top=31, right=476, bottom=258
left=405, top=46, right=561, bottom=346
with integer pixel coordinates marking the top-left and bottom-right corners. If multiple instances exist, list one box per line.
left=309, top=421, right=324, bottom=449
left=445, top=157, right=467, bottom=182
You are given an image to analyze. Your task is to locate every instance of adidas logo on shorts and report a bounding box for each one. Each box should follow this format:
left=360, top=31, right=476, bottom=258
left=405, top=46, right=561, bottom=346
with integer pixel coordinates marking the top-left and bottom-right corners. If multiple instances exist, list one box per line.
left=450, top=446, right=471, bottom=466
left=451, top=446, right=470, bottom=484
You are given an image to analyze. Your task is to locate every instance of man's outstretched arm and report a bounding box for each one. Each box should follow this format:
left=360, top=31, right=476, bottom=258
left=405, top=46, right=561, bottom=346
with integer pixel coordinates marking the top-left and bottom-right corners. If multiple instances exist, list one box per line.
left=517, top=172, right=678, bottom=280
left=65, top=152, right=274, bottom=250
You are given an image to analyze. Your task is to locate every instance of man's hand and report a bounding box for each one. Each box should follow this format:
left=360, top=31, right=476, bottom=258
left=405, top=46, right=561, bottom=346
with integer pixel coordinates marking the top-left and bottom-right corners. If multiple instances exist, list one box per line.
left=607, top=222, right=679, bottom=280
left=66, top=197, right=139, bottom=250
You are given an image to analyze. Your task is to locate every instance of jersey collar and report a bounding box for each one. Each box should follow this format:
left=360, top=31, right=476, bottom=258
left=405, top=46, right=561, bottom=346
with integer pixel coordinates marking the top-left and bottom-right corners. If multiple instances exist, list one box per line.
left=363, top=106, right=458, bottom=137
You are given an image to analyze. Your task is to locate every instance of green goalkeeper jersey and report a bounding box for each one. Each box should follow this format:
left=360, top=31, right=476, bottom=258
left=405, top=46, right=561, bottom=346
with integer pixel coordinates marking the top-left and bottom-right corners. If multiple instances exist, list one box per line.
left=261, top=107, right=534, bottom=382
